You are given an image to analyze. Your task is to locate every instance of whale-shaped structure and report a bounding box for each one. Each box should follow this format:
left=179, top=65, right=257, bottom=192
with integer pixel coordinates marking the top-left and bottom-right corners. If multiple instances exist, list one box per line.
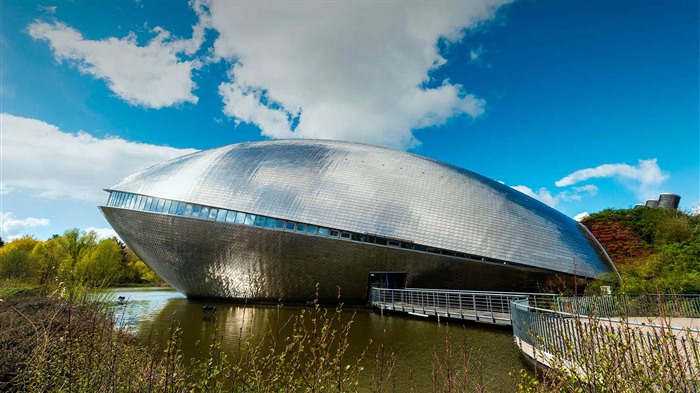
left=100, top=139, right=616, bottom=302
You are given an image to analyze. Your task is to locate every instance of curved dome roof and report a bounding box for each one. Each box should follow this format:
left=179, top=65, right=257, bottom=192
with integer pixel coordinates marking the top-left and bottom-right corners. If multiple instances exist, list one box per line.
left=108, top=139, right=614, bottom=278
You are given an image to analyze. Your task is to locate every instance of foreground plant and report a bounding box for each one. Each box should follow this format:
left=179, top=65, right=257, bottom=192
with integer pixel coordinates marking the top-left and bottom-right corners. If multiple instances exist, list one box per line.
left=514, top=297, right=700, bottom=393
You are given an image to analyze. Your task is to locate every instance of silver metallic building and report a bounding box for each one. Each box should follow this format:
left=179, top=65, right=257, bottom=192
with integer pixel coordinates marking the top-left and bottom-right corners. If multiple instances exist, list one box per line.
left=100, top=140, right=616, bottom=303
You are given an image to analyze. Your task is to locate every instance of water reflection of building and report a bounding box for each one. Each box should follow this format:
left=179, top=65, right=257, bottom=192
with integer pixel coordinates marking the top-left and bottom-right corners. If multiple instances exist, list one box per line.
left=100, top=140, right=617, bottom=303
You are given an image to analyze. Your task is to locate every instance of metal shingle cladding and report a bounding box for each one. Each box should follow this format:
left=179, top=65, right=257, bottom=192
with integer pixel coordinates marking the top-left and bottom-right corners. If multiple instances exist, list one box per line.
left=107, top=139, right=614, bottom=278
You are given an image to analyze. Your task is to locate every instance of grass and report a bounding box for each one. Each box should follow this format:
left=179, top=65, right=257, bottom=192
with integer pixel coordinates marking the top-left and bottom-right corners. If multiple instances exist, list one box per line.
left=6, top=285, right=694, bottom=392
left=1, top=285, right=502, bottom=392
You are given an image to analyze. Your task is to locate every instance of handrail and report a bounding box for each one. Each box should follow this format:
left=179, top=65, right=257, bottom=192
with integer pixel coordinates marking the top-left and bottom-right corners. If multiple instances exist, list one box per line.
left=370, top=287, right=548, bottom=325
left=510, top=299, right=700, bottom=333
left=509, top=297, right=700, bottom=387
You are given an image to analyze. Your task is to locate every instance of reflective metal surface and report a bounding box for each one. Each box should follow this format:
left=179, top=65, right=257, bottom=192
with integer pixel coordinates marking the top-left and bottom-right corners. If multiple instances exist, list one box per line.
left=101, top=207, right=580, bottom=303
left=102, top=139, right=617, bottom=301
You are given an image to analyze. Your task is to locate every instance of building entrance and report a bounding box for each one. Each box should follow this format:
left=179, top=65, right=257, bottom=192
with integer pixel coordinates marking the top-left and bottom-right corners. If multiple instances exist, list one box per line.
left=367, top=272, right=406, bottom=301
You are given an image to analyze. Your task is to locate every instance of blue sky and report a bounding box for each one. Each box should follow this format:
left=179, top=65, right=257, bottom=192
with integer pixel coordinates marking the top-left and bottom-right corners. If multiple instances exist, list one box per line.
left=1, top=0, right=698, bottom=241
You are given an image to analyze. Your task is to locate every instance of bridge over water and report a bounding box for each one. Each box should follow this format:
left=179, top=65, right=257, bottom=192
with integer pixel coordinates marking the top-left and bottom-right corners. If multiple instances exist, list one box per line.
left=371, top=287, right=700, bottom=387
left=369, top=287, right=557, bottom=326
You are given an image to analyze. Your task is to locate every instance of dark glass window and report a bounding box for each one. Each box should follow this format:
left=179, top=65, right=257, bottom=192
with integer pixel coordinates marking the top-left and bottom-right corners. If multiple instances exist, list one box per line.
left=264, top=217, right=276, bottom=228
left=254, top=216, right=265, bottom=226
left=275, top=220, right=285, bottom=229
left=329, top=230, right=339, bottom=237
left=414, top=245, right=427, bottom=252
left=286, top=221, right=296, bottom=230
left=296, top=223, right=307, bottom=232
left=351, top=233, right=361, bottom=241
left=340, top=232, right=350, bottom=239
left=388, top=240, right=400, bottom=247
left=318, top=228, right=329, bottom=236
left=375, top=237, right=387, bottom=245
left=400, top=242, right=411, bottom=249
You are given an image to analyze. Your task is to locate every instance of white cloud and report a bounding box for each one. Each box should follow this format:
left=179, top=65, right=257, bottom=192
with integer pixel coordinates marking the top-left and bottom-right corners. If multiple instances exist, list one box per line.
left=469, top=45, right=484, bottom=64
left=555, top=159, right=668, bottom=200
left=86, top=227, right=120, bottom=241
left=511, top=185, right=558, bottom=207
left=573, top=212, right=590, bottom=222
left=211, top=1, right=509, bottom=149
left=0, top=184, right=12, bottom=195
left=1, top=212, right=50, bottom=241
left=1, top=113, right=197, bottom=202
left=573, top=184, right=599, bottom=195
left=37, top=5, right=57, bottom=14
left=691, top=201, right=700, bottom=216
left=510, top=183, right=598, bottom=208
left=27, top=0, right=210, bottom=109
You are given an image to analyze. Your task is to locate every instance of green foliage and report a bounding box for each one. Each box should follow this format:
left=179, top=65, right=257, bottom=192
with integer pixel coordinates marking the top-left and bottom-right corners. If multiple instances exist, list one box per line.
left=31, top=237, right=67, bottom=285
left=583, top=206, right=692, bottom=245
left=0, top=236, right=40, bottom=280
left=584, top=207, right=700, bottom=294
left=71, top=239, right=120, bottom=285
left=0, top=229, right=164, bottom=288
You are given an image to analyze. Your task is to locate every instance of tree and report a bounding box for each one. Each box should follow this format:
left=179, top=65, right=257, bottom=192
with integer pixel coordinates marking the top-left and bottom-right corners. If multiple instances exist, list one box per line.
left=61, top=229, right=96, bottom=295
left=32, top=237, right=68, bottom=285
left=77, top=239, right=123, bottom=286
left=0, top=236, right=40, bottom=281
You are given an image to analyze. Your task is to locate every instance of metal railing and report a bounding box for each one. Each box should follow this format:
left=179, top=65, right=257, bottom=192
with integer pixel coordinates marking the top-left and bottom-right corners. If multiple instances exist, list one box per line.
left=370, top=287, right=558, bottom=325
left=510, top=298, right=700, bottom=387
left=557, top=294, right=700, bottom=318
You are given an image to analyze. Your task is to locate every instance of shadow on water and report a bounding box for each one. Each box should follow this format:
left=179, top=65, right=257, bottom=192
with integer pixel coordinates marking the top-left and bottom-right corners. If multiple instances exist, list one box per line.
left=107, top=288, right=524, bottom=392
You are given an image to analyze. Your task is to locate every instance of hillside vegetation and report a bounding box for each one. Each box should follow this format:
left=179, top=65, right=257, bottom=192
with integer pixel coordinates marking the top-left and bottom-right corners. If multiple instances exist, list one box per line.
left=582, top=207, right=700, bottom=294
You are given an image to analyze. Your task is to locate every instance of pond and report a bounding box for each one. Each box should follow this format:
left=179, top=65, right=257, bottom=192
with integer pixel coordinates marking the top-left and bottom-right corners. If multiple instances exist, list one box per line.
left=106, top=287, right=527, bottom=392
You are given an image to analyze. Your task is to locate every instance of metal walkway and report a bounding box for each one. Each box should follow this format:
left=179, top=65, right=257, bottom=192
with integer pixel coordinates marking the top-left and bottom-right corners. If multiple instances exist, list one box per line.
left=370, top=287, right=557, bottom=326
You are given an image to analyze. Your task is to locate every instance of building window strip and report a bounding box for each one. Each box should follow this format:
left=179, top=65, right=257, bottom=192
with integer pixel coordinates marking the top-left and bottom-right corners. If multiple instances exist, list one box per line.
left=104, top=191, right=511, bottom=266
